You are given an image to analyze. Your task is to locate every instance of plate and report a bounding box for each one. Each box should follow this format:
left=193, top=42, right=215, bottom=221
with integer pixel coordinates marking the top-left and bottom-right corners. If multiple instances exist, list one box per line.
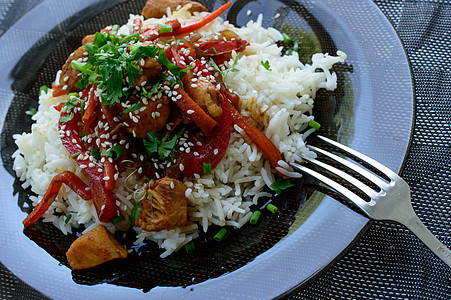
left=0, top=0, right=414, bottom=298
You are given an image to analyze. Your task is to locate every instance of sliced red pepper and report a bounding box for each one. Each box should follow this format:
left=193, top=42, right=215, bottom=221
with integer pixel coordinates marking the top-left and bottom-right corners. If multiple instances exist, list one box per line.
left=59, top=107, right=102, bottom=182
left=199, top=39, right=247, bottom=56
left=82, top=86, right=99, bottom=135
left=52, top=84, right=66, bottom=97
left=168, top=2, right=231, bottom=37
left=181, top=99, right=233, bottom=177
left=225, top=98, right=285, bottom=177
left=172, top=86, right=217, bottom=134
left=53, top=102, right=64, bottom=112
left=89, top=177, right=119, bottom=223
left=23, top=171, right=91, bottom=227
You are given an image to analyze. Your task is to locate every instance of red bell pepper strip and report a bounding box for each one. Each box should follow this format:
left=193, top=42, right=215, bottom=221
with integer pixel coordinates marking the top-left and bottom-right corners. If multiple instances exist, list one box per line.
left=59, top=107, right=102, bottom=182
left=59, top=102, right=118, bottom=222
left=226, top=99, right=285, bottom=177
left=89, top=177, right=119, bottom=223
left=52, top=84, right=66, bottom=97
left=172, top=86, right=217, bottom=134
left=23, top=171, right=91, bottom=227
left=199, top=39, right=247, bottom=56
left=164, top=2, right=231, bottom=37
left=82, top=86, right=99, bottom=135
left=182, top=99, right=233, bottom=177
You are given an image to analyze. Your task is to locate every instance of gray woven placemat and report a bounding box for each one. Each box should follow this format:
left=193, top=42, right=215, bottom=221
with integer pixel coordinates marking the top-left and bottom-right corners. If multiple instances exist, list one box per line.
left=0, top=0, right=449, bottom=299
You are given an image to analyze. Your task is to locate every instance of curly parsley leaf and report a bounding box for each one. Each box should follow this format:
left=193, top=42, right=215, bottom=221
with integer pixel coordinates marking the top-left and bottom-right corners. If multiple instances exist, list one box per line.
left=144, top=128, right=184, bottom=161
left=270, top=178, right=294, bottom=194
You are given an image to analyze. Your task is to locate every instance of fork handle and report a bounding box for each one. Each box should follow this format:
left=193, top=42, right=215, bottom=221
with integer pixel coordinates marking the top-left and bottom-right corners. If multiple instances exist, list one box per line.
left=402, top=213, right=451, bottom=268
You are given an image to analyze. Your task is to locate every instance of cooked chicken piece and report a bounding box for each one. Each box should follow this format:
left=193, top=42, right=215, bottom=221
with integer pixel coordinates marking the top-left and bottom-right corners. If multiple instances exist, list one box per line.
left=141, top=0, right=208, bottom=19
left=135, top=177, right=188, bottom=231
left=82, top=34, right=95, bottom=45
left=133, top=57, right=162, bottom=88
left=66, top=225, right=127, bottom=270
left=102, top=94, right=171, bottom=138
left=182, top=73, right=223, bottom=118
left=59, top=45, right=87, bottom=93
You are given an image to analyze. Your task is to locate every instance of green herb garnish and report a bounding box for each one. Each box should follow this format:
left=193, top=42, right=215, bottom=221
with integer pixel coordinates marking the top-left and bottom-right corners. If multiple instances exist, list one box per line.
left=130, top=201, right=142, bottom=226
left=64, top=214, right=72, bottom=224
left=213, top=228, right=227, bottom=241
left=270, top=178, right=294, bottom=194
left=143, top=128, right=184, bottom=161
left=261, top=60, right=272, bottom=71
left=59, top=112, right=74, bottom=124
left=308, top=119, right=321, bottom=130
left=158, top=24, right=173, bottom=33
left=113, top=215, right=124, bottom=224
left=203, top=162, right=212, bottom=175
left=90, top=148, right=101, bottom=160
left=123, top=102, right=142, bottom=114
left=25, top=108, right=37, bottom=116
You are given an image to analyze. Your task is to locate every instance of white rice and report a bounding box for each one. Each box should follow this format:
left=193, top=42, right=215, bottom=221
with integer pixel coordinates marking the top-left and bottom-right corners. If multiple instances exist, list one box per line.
left=12, top=8, right=346, bottom=257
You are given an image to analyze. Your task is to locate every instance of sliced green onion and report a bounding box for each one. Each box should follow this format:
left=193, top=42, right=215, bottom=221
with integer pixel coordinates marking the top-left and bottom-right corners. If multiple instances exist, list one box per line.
left=250, top=210, right=262, bottom=224
left=213, top=228, right=227, bottom=241
left=185, top=241, right=195, bottom=253
left=308, top=119, right=321, bottom=131
left=71, top=60, right=85, bottom=71
left=266, top=203, right=278, bottom=214
left=203, top=162, right=212, bottom=175
left=212, top=47, right=218, bottom=54
left=25, top=108, right=37, bottom=116
left=129, top=44, right=139, bottom=52
left=131, top=202, right=142, bottom=226
left=113, top=215, right=124, bottom=224
left=158, top=24, right=173, bottom=33
left=39, top=85, right=49, bottom=95
left=111, top=24, right=120, bottom=33
left=64, top=214, right=72, bottom=224
left=293, top=41, right=299, bottom=52
left=282, top=33, right=292, bottom=44
left=71, top=152, right=80, bottom=158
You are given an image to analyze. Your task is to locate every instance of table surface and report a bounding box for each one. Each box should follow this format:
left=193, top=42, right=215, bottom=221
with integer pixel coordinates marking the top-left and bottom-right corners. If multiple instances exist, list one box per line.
left=0, top=0, right=450, bottom=299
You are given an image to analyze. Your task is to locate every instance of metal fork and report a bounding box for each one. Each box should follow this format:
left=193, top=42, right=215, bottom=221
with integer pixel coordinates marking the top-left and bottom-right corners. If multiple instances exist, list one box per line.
left=290, top=135, right=451, bottom=268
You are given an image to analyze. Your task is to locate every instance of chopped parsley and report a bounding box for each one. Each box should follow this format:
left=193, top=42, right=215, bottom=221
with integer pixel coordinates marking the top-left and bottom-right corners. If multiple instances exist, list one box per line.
left=123, top=102, right=142, bottom=114
left=90, top=148, right=101, bottom=160
left=143, top=128, right=184, bottom=161
left=270, top=178, right=294, bottom=194
left=261, top=60, right=272, bottom=71
left=209, top=53, right=240, bottom=76
left=101, top=144, right=124, bottom=160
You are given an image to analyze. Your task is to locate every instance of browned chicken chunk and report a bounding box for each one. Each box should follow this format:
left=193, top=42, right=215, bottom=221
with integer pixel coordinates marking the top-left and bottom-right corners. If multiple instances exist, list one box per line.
left=135, top=177, right=188, bottom=231
left=82, top=34, right=95, bottom=46
left=59, top=45, right=88, bottom=93
left=101, top=94, right=171, bottom=138
left=182, top=72, right=223, bottom=118
left=66, top=225, right=127, bottom=270
left=141, top=0, right=208, bottom=19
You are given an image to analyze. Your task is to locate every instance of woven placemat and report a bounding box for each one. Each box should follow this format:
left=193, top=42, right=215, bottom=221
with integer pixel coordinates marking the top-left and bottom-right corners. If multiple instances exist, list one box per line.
left=0, top=0, right=449, bottom=299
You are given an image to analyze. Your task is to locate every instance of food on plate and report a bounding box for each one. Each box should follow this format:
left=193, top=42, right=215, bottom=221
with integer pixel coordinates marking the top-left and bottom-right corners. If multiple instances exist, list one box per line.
left=66, top=225, right=128, bottom=270
left=12, top=0, right=346, bottom=266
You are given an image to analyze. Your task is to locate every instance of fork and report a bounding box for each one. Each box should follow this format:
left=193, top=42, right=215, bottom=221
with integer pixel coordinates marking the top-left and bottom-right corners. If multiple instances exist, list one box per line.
left=290, top=135, right=451, bottom=268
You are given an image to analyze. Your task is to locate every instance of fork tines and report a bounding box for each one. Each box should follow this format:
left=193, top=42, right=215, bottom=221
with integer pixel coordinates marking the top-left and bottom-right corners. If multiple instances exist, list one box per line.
left=290, top=135, right=395, bottom=213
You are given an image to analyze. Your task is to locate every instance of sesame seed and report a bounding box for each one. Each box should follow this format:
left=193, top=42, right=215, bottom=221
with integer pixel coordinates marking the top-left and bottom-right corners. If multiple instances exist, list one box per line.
left=138, top=167, right=142, bottom=174
left=104, top=176, right=110, bottom=181
left=187, top=110, right=194, bottom=114
left=179, top=164, right=184, bottom=171
left=191, top=84, right=198, bottom=88
left=214, top=149, right=219, bottom=155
